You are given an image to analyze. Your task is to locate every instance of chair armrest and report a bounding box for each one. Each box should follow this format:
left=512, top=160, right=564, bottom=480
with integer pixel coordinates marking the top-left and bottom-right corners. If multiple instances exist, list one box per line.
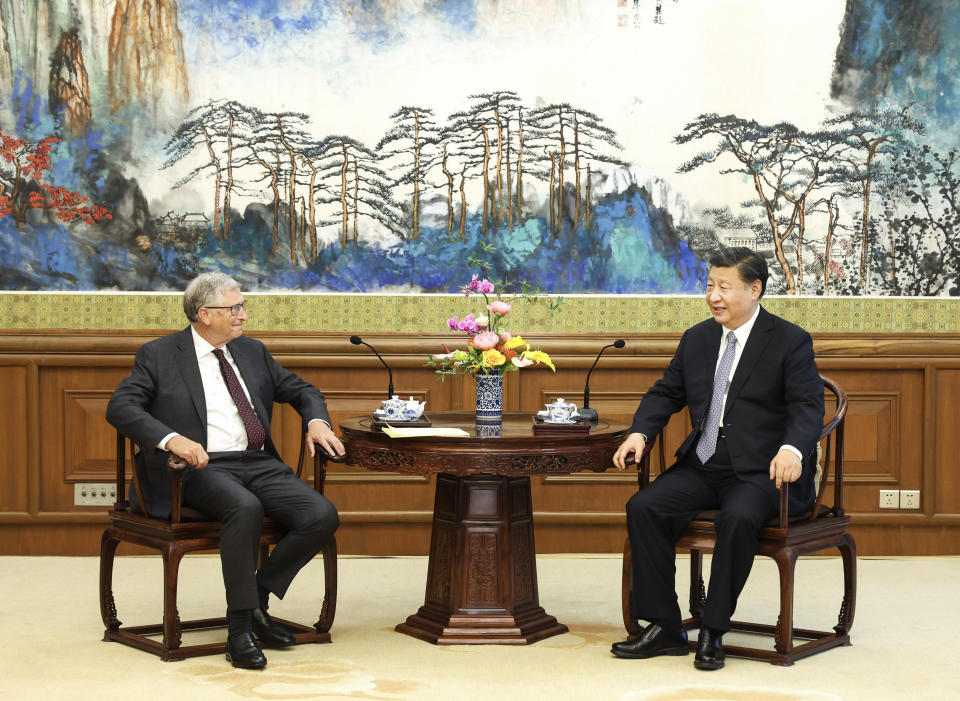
left=311, top=450, right=345, bottom=495
left=166, top=452, right=189, bottom=472
left=621, top=436, right=660, bottom=489
left=162, top=452, right=189, bottom=523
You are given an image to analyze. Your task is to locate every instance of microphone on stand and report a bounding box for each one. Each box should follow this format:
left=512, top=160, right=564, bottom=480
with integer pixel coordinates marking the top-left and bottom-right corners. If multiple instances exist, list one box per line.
left=350, top=335, right=395, bottom=398
left=578, top=339, right=626, bottom=423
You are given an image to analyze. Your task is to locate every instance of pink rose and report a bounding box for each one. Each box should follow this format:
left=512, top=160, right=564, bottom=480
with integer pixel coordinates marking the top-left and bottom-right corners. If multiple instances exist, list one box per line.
left=488, top=300, right=511, bottom=315
left=473, top=331, right=500, bottom=350
left=499, top=331, right=512, bottom=342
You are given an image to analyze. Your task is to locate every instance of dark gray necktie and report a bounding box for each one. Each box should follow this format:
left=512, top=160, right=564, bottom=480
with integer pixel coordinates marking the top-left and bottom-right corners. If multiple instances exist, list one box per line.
left=212, top=347, right=266, bottom=451
left=696, top=331, right=737, bottom=464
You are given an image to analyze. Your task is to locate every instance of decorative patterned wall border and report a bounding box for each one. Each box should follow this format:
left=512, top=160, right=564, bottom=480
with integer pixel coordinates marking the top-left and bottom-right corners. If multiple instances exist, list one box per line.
left=1, top=293, right=958, bottom=333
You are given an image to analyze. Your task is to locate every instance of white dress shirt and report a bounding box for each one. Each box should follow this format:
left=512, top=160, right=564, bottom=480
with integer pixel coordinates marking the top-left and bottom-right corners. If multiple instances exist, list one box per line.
left=157, top=327, right=258, bottom=451
left=158, top=327, right=328, bottom=451
left=715, top=304, right=802, bottom=462
left=715, top=303, right=760, bottom=424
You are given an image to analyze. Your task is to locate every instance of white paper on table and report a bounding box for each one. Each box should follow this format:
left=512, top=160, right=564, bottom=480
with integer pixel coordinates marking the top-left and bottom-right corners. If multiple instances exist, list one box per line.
left=381, top=426, right=470, bottom=438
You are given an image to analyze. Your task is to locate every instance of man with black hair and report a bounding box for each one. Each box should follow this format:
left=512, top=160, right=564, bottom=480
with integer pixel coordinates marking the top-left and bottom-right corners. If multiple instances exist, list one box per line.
left=611, top=247, right=824, bottom=670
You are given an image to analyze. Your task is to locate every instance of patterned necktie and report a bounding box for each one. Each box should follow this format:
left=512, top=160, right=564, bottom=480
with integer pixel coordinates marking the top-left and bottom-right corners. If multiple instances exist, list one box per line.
left=212, top=347, right=266, bottom=451
left=696, top=331, right=737, bottom=465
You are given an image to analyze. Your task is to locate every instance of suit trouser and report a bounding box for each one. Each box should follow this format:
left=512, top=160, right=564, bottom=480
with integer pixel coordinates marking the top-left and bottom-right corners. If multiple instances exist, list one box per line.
left=625, top=438, right=777, bottom=633
left=182, top=451, right=339, bottom=611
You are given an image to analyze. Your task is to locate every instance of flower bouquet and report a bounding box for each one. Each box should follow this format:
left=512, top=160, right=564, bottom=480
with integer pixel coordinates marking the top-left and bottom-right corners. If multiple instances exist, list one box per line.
left=427, top=252, right=560, bottom=424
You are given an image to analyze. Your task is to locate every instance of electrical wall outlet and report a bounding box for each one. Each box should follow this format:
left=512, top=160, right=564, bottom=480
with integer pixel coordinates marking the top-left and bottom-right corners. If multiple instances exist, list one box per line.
left=879, top=489, right=900, bottom=509
left=74, top=482, right=116, bottom=506
left=900, top=490, right=921, bottom=509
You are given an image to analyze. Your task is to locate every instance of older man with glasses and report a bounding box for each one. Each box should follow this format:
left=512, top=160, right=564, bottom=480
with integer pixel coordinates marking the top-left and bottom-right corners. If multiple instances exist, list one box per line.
left=106, top=272, right=344, bottom=670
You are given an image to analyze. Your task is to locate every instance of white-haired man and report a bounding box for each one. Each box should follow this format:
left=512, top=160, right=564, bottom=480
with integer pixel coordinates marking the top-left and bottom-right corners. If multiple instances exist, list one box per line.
left=107, top=272, right=344, bottom=669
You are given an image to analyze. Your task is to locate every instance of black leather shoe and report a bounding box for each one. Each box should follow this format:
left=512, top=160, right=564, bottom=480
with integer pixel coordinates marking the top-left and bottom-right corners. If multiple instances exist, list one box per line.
left=694, top=627, right=725, bottom=670
left=611, top=623, right=689, bottom=659
left=251, top=607, right=296, bottom=648
left=225, top=632, right=267, bottom=669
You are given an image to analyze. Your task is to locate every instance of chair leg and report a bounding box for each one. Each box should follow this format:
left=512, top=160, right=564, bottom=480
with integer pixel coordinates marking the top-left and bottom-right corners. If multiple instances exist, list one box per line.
left=257, top=542, right=270, bottom=569
left=315, top=536, right=338, bottom=634
left=161, top=543, right=186, bottom=652
left=688, top=549, right=705, bottom=622
left=835, top=533, right=857, bottom=637
left=100, top=527, right=123, bottom=634
left=772, top=548, right=798, bottom=655
left=621, top=538, right=644, bottom=636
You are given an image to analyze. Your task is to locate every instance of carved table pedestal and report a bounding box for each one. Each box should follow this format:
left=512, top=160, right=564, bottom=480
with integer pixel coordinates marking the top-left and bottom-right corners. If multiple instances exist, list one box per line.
left=340, top=412, right=627, bottom=644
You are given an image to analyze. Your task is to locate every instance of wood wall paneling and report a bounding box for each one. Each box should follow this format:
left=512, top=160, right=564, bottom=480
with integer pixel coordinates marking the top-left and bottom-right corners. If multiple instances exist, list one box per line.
left=1, top=331, right=958, bottom=556
left=39, top=364, right=132, bottom=512
left=0, top=364, right=29, bottom=512
left=935, top=370, right=960, bottom=514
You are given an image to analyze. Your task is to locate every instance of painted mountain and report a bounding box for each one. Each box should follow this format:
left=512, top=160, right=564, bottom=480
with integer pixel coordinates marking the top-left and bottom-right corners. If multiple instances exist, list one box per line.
left=0, top=0, right=957, bottom=295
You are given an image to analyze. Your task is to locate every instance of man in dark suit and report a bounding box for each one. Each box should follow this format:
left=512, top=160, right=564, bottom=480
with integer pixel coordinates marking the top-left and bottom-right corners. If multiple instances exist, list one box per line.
left=611, top=248, right=823, bottom=670
left=106, top=272, right=344, bottom=670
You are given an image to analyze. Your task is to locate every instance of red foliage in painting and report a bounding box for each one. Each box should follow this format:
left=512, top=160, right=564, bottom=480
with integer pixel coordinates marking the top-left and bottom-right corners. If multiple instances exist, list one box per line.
left=0, top=127, right=109, bottom=226
left=30, top=185, right=112, bottom=224
left=24, top=137, right=58, bottom=178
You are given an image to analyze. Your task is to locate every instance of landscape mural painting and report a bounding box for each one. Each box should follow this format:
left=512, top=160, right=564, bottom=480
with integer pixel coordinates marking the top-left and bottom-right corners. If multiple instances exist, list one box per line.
left=0, top=0, right=957, bottom=295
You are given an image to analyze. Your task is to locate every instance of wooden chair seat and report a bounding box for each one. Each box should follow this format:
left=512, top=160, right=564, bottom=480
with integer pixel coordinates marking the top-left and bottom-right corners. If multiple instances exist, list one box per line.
left=100, top=432, right=341, bottom=661
left=622, top=374, right=856, bottom=666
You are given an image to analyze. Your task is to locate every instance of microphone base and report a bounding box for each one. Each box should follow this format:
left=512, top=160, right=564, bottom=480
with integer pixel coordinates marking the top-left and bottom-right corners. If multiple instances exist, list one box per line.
left=577, top=407, right=599, bottom=424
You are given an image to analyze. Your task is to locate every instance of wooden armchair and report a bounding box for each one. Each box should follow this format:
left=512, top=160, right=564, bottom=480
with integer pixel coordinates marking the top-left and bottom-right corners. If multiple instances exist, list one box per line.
left=621, top=374, right=856, bottom=665
left=100, top=432, right=342, bottom=661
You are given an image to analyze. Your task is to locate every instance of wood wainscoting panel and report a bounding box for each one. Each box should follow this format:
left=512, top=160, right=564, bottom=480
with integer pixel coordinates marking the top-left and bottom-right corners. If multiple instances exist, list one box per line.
left=841, top=390, right=900, bottom=479
left=819, top=369, right=924, bottom=516
left=63, top=390, right=116, bottom=480
left=0, top=364, right=30, bottom=512
left=0, top=331, right=957, bottom=556
left=39, top=363, right=133, bottom=512
left=935, top=370, right=960, bottom=514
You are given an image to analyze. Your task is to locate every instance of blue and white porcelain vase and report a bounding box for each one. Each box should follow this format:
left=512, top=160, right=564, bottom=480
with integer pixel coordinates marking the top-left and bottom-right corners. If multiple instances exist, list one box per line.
left=474, top=372, right=503, bottom=426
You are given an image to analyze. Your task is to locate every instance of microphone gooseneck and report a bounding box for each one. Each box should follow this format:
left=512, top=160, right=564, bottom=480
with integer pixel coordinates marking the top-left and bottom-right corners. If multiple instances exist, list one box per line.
left=580, top=339, right=626, bottom=423
left=350, top=335, right=395, bottom=398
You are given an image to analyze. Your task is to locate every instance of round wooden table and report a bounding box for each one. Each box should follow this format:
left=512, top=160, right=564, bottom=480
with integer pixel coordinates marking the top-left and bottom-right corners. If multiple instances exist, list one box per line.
left=340, top=411, right=628, bottom=644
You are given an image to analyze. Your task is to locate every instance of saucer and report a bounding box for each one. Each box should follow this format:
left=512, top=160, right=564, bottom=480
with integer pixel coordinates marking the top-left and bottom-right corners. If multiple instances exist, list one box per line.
left=374, top=410, right=425, bottom=422
left=543, top=417, right=577, bottom=424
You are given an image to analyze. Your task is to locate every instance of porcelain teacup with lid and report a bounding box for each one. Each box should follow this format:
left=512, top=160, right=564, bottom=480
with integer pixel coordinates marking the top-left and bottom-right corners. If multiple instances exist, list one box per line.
left=377, top=395, right=425, bottom=421
left=545, top=397, right=579, bottom=423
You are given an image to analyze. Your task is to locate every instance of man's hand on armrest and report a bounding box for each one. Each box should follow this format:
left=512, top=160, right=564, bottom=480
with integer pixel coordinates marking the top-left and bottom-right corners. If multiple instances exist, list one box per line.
left=613, top=432, right=647, bottom=471
left=307, top=419, right=346, bottom=459
left=166, top=435, right=209, bottom=469
left=769, top=449, right=802, bottom=489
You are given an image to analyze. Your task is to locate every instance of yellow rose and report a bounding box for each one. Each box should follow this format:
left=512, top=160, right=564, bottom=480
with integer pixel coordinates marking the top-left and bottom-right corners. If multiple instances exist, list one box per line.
left=482, top=349, right=506, bottom=366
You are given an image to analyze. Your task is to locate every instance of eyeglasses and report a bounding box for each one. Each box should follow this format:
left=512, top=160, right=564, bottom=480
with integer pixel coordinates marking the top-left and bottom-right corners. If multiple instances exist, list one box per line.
left=203, top=302, right=246, bottom=316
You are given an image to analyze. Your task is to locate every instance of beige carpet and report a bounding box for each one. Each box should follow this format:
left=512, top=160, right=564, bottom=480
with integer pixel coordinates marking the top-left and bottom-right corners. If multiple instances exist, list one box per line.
left=1, top=554, right=957, bottom=701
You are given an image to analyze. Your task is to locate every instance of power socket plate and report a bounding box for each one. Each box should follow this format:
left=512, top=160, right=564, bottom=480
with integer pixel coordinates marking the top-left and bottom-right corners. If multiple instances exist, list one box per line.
left=879, top=489, right=899, bottom=509
left=74, top=482, right=116, bottom=506
left=900, top=490, right=920, bottom=509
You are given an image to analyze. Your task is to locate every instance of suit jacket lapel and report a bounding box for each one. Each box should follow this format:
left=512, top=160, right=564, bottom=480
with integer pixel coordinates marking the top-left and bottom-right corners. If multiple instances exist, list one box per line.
left=175, top=327, right=207, bottom=434
left=724, top=306, right=773, bottom=416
